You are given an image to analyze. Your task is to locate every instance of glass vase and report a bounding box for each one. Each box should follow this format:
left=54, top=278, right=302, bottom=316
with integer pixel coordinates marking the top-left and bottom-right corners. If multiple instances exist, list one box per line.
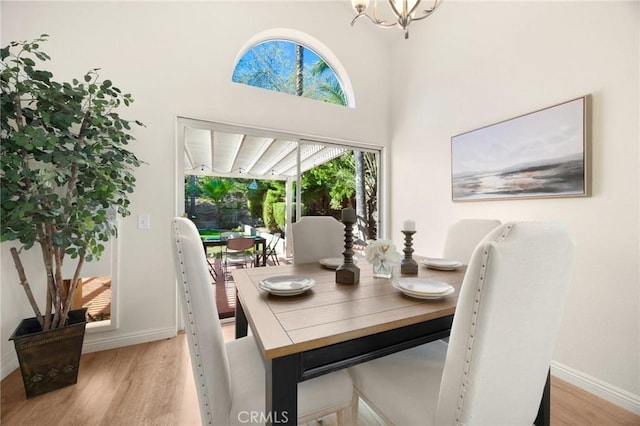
left=373, top=260, right=393, bottom=279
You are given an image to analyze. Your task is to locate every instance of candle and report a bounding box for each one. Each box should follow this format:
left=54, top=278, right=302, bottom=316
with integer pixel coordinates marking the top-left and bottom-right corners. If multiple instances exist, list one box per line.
left=403, top=219, right=416, bottom=232
left=341, top=208, right=356, bottom=223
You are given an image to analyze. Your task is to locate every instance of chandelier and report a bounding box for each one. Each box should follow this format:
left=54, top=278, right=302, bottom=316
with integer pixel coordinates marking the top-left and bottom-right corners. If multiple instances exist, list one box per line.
left=350, top=0, right=442, bottom=39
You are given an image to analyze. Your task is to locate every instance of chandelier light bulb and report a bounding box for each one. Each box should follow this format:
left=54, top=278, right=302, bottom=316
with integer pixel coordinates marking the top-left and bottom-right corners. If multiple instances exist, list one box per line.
left=351, top=0, right=370, bottom=14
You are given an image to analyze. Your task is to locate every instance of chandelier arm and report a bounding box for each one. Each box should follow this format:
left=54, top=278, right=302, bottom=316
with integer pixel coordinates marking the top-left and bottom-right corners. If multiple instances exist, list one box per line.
left=371, top=0, right=402, bottom=27
left=410, top=0, right=441, bottom=21
left=386, top=0, right=403, bottom=18
left=351, top=13, right=383, bottom=26
left=374, top=20, right=402, bottom=29
left=351, top=12, right=399, bottom=28
left=350, top=0, right=441, bottom=38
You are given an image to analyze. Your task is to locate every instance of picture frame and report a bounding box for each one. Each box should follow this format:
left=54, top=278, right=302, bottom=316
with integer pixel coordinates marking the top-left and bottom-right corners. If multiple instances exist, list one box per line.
left=451, top=95, right=590, bottom=202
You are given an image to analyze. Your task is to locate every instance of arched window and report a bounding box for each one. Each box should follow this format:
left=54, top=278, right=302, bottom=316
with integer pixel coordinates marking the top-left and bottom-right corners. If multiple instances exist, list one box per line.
left=232, top=31, right=353, bottom=108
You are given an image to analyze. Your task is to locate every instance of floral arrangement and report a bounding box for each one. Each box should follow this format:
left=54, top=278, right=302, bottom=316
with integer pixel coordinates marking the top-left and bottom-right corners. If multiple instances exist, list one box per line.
left=364, top=239, right=402, bottom=265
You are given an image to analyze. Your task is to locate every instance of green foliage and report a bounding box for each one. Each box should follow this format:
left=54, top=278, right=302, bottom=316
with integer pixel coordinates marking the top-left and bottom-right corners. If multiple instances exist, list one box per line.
left=309, top=58, right=347, bottom=106
left=199, top=177, right=234, bottom=208
left=262, top=188, right=285, bottom=232
left=232, top=40, right=347, bottom=106
left=1, top=35, right=143, bottom=328
left=245, top=179, right=281, bottom=221
left=302, top=153, right=355, bottom=209
left=272, top=202, right=287, bottom=231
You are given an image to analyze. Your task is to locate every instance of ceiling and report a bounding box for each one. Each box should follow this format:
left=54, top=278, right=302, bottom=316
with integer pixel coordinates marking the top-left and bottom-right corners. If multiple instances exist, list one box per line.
left=183, top=127, right=348, bottom=181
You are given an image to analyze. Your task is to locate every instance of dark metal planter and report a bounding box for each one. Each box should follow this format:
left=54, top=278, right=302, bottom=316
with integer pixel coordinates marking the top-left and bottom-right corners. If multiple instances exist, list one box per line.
left=9, top=308, right=88, bottom=399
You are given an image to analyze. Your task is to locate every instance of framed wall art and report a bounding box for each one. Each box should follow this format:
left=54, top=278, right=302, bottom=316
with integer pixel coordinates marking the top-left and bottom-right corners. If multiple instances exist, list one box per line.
left=451, top=95, right=590, bottom=201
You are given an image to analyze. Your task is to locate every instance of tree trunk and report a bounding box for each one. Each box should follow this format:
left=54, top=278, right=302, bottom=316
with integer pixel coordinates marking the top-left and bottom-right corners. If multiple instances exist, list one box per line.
left=10, top=248, right=44, bottom=328
left=355, top=151, right=366, bottom=241
left=188, top=175, right=197, bottom=218
left=295, top=44, right=304, bottom=96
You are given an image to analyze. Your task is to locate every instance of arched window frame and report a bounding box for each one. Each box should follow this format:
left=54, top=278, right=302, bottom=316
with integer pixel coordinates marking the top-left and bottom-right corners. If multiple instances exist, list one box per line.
left=232, top=28, right=355, bottom=108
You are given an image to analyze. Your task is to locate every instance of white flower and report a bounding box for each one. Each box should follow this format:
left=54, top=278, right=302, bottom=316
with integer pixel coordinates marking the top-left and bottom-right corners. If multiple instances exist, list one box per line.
left=364, top=239, right=402, bottom=264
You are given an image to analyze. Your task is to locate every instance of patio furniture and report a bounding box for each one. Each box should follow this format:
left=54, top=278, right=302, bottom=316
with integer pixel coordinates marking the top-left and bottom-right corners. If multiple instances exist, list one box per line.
left=261, top=232, right=281, bottom=265
left=349, top=221, right=574, bottom=425
left=223, top=237, right=255, bottom=277
left=205, top=251, right=218, bottom=281
left=171, top=217, right=354, bottom=426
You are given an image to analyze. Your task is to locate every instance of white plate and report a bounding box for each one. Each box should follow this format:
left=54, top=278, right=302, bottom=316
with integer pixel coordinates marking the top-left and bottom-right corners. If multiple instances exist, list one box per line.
left=319, top=257, right=343, bottom=269
left=394, top=278, right=454, bottom=295
left=319, top=257, right=357, bottom=269
left=392, top=281, right=456, bottom=299
left=258, top=276, right=316, bottom=296
left=420, top=257, right=463, bottom=270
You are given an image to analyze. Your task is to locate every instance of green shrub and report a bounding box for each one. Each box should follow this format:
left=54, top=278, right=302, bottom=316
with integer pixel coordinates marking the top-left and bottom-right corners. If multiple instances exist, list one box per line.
left=273, top=202, right=286, bottom=231
left=262, top=189, right=279, bottom=231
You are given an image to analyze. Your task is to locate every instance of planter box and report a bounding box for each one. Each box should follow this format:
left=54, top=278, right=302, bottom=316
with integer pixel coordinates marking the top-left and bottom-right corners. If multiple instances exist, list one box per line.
left=9, top=308, right=88, bottom=398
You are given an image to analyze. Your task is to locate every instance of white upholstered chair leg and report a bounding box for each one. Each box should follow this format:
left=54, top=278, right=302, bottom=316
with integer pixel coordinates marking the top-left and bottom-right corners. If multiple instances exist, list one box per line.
left=336, top=405, right=352, bottom=426
left=351, top=387, right=360, bottom=423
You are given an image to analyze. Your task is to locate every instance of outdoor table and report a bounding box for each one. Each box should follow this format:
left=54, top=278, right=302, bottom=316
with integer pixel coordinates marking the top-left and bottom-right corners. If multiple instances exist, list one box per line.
left=202, top=235, right=267, bottom=267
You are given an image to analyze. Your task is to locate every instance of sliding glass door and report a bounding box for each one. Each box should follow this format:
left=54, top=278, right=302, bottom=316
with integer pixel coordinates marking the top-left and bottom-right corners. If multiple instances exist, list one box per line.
left=177, top=117, right=383, bottom=318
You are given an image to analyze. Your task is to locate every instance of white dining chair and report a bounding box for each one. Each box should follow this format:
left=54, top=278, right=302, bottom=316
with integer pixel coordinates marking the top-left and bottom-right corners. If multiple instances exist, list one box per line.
left=349, top=221, right=574, bottom=425
left=442, top=218, right=502, bottom=264
left=171, top=217, right=353, bottom=426
left=291, top=216, right=344, bottom=264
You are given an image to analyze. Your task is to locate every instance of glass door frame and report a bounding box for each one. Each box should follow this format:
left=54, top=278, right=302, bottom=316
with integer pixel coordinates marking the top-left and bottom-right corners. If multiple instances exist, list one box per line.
left=176, top=117, right=388, bottom=239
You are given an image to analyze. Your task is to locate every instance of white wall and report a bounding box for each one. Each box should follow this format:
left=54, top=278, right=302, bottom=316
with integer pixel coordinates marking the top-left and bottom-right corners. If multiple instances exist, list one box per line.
left=0, top=1, right=390, bottom=376
left=388, top=0, right=639, bottom=410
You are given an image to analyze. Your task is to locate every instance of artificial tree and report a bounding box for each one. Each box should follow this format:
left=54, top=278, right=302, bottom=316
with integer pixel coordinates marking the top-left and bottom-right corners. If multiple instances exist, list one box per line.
left=1, top=34, right=144, bottom=331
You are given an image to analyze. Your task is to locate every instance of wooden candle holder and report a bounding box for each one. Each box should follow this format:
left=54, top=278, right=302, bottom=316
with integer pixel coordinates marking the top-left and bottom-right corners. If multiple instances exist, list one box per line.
left=400, top=230, right=418, bottom=275
left=336, top=208, right=360, bottom=284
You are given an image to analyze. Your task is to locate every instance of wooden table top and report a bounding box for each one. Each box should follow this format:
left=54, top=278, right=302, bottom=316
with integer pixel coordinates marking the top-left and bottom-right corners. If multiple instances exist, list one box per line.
left=232, top=258, right=466, bottom=359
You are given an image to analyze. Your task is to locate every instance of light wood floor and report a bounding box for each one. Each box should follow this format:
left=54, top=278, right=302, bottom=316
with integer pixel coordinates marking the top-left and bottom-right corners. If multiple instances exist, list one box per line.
left=2, top=324, right=638, bottom=425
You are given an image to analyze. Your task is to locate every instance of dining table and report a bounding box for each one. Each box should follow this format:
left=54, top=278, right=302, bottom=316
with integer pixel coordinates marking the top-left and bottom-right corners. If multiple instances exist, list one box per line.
left=232, top=256, right=551, bottom=426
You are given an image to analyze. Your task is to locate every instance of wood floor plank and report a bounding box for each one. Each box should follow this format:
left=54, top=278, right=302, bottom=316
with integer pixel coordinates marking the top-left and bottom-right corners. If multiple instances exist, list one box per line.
left=2, top=324, right=638, bottom=425
left=550, top=376, right=639, bottom=426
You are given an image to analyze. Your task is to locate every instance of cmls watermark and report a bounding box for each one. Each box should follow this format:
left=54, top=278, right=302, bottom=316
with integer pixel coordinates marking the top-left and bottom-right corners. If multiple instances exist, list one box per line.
left=237, top=411, right=289, bottom=424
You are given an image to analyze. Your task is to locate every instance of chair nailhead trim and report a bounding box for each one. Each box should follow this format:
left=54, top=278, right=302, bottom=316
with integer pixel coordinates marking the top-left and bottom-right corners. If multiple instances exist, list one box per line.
left=454, top=223, right=515, bottom=424
left=173, top=221, right=215, bottom=425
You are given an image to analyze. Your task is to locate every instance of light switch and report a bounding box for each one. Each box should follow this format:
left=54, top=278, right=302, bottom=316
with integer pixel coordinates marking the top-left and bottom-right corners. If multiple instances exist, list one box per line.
left=137, top=214, right=151, bottom=230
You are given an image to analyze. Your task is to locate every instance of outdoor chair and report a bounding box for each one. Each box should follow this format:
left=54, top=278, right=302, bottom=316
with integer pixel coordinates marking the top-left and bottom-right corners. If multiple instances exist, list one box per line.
left=206, top=254, right=218, bottom=281
left=349, top=221, right=575, bottom=425
left=171, top=217, right=353, bottom=425
left=223, top=237, right=255, bottom=278
left=262, top=232, right=281, bottom=266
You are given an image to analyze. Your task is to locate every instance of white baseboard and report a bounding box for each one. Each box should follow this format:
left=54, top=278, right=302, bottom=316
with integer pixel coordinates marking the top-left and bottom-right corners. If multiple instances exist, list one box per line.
left=551, top=361, right=640, bottom=415
left=82, top=327, right=176, bottom=354
left=1, top=352, right=19, bottom=381
left=1, top=327, right=177, bottom=380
